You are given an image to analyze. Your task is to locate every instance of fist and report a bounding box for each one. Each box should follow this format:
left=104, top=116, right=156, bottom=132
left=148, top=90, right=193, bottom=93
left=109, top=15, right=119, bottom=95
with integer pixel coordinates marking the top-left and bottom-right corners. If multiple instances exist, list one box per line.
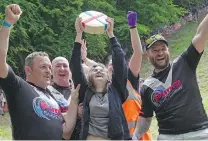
left=127, top=11, right=137, bottom=27
left=105, top=17, right=114, bottom=34
left=75, top=17, right=84, bottom=33
left=5, top=4, right=22, bottom=25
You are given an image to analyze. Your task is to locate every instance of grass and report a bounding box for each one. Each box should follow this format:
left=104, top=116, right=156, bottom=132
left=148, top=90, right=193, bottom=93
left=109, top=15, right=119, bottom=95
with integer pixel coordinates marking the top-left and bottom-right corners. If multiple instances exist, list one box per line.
left=1, top=15, right=208, bottom=140
left=0, top=114, right=12, bottom=140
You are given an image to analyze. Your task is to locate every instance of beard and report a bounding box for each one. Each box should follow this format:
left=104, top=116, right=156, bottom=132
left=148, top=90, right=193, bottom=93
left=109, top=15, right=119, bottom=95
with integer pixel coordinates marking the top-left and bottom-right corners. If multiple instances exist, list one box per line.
left=149, top=55, right=170, bottom=70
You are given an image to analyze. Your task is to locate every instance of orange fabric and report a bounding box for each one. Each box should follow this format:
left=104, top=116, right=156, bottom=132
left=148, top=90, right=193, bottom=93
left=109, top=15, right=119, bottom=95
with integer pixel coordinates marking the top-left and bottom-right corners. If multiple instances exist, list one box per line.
left=122, top=80, right=152, bottom=141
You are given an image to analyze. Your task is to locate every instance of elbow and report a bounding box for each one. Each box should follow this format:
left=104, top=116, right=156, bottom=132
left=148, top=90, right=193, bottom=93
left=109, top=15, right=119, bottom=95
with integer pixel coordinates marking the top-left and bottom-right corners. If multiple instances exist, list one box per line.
left=62, top=129, right=73, bottom=140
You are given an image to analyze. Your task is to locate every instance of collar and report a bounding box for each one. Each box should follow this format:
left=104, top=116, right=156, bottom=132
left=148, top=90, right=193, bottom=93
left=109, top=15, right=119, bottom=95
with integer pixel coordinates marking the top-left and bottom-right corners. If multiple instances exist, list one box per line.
left=27, top=81, right=47, bottom=93
left=53, top=82, right=71, bottom=89
left=152, top=63, right=171, bottom=77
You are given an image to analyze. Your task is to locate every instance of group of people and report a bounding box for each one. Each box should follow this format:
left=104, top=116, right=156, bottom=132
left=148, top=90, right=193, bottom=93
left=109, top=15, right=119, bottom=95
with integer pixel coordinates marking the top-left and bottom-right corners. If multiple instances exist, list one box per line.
left=1, top=3, right=208, bottom=140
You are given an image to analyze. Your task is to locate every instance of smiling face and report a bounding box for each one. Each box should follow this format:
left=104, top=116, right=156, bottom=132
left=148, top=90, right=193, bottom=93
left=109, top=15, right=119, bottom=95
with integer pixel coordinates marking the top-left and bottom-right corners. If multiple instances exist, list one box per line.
left=52, top=57, right=71, bottom=86
left=147, top=41, right=170, bottom=70
left=87, top=64, right=108, bottom=89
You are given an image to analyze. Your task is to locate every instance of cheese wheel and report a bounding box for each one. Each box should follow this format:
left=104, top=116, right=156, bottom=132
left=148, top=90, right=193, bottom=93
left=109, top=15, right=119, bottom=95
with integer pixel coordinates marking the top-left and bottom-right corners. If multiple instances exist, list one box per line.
left=79, top=11, right=108, bottom=34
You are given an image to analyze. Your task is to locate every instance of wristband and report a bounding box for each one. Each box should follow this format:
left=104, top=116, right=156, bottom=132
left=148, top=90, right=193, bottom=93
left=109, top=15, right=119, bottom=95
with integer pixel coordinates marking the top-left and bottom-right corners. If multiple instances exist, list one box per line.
left=2, top=21, right=12, bottom=28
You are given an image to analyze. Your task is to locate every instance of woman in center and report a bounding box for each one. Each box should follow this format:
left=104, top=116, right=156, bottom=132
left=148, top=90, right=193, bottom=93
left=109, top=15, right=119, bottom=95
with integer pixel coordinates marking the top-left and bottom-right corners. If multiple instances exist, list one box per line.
left=70, top=16, right=130, bottom=140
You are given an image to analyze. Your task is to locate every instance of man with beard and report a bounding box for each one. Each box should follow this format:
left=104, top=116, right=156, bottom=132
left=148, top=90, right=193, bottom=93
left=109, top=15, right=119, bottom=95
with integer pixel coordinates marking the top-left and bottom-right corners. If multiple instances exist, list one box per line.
left=133, top=13, right=208, bottom=140
left=0, top=4, right=79, bottom=140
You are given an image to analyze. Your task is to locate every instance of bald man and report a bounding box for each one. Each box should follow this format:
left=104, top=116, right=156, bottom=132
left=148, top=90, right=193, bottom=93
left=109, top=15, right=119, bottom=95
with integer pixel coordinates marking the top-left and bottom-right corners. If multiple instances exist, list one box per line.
left=49, top=57, right=82, bottom=140
left=48, top=57, right=72, bottom=112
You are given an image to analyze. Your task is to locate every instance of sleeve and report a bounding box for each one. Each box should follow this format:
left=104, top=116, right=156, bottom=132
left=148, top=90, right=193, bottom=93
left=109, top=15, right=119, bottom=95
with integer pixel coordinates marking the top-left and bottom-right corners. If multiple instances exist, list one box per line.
left=111, top=37, right=128, bottom=103
left=70, top=42, right=88, bottom=103
left=128, top=68, right=140, bottom=91
left=181, top=43, right=203, bottom=71
left=0, top=66, right=21, bottom=97
left=139, top=86, right=154, bottom=118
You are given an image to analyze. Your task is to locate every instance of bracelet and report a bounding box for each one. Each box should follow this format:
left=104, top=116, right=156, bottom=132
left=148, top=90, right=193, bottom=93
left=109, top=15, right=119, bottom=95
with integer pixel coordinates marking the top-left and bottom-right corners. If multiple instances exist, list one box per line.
left=2, top=21, right=12, bottom=28
left=130, top=26, right=137, bottom=29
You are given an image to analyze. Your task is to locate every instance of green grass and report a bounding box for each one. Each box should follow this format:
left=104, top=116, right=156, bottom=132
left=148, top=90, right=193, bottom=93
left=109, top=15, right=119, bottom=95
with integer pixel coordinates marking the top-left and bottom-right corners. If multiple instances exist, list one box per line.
left=1, top=16, right=208, bottom=140
left=0, top=114, right=12, bottom=140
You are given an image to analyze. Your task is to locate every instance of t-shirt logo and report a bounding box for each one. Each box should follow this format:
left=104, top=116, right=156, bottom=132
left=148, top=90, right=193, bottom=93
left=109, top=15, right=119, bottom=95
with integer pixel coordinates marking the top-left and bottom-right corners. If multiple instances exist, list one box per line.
left=151, top=80, right=182, bottom=107
left=56, top=98, right=68, bottom=113
left=33, top=96, right=62, bottom=120
left=48, top=86, right=70, bottom=113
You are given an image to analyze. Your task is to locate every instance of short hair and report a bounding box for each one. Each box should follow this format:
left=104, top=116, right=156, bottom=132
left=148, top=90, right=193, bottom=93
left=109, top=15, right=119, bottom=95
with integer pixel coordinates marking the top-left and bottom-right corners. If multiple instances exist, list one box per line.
left=52, top=56, right=69, bottom=66
left=25, top=52, right=49, bottom=67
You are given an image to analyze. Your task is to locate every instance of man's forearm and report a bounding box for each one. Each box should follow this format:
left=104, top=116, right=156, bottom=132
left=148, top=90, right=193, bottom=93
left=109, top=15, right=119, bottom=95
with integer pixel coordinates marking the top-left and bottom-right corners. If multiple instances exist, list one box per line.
left=196, top=14, right=208, bottom=38
left=192, top=14, right=208, bottom=53
left=0, top=27, right=10, bottom=56
left=129, top=27, right=143, bottom=77
left=62, top=102, right=78, bottom=139
left=134, top=116, right=152, bottom=138
left=0, top=27, right=11, bottom=78
left=129, top=27, right=143, bottom=53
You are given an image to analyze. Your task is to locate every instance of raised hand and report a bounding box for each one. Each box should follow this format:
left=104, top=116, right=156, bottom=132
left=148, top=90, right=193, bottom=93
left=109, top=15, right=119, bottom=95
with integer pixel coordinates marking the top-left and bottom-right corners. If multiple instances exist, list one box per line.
left=70, top=84, right=80, bottom=104
left=105, top=17, right=114, bottom=38
left=127, top=11, right=137, bottom=28
left=5, top=4, right=22, bottom=25
left=75, top=17, right=84, bottom=34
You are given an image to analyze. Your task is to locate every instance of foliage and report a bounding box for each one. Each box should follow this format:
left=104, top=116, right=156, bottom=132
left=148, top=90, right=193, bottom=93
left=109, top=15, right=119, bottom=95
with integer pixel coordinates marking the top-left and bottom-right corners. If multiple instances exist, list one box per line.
left=0, top=0, right=188, bottom=75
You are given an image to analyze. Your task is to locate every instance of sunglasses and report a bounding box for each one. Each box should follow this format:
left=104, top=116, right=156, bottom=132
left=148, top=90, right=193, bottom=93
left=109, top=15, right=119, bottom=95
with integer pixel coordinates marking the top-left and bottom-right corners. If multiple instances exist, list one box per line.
left=145, top=34, right=166, bottom=45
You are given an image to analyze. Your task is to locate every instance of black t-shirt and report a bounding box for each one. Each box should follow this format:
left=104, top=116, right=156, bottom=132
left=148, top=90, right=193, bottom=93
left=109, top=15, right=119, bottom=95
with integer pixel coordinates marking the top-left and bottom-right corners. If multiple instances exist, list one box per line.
left=140, top=44, right=208, bottom=134
left=128, top=68, right=139, bottom=91
left=52, top=83, right=72, bottom=100
left=0, top=67, right=64, bottom=139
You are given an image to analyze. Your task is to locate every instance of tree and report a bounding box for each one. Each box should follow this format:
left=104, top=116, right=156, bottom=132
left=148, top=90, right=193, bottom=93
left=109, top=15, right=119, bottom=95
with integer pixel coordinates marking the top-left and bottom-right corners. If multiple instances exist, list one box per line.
left=0, top=0, right=186, bottom=75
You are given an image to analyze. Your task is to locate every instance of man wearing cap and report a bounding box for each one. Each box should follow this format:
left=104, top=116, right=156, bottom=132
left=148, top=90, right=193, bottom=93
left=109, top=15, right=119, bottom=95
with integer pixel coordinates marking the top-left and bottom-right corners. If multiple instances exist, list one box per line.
left=133, top=14, right=208, bottom=140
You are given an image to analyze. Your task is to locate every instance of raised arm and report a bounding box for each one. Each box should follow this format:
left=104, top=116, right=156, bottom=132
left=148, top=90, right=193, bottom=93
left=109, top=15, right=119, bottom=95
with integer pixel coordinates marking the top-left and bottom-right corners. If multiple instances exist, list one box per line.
left=127, top=11, right=143, bottom=77
left=192, top=13, right=208, bottom=53
left=81, top=39, right=97, bottom=67
left=70, top=18, right=87, bottom=103
left=0, top=4, right=22, bottom=78
left=106, top=17, right=128, bottom=102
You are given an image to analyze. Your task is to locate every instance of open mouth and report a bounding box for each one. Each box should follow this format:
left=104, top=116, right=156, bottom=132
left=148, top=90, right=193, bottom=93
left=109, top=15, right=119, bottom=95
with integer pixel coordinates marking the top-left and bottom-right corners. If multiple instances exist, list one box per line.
left=45, top=76, right=51, bottom=80
left=59, top=74, right=66, bottom=77
left=156, top=57, right=165, bottom=62
left=95, top=73, right=104, bottom=78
